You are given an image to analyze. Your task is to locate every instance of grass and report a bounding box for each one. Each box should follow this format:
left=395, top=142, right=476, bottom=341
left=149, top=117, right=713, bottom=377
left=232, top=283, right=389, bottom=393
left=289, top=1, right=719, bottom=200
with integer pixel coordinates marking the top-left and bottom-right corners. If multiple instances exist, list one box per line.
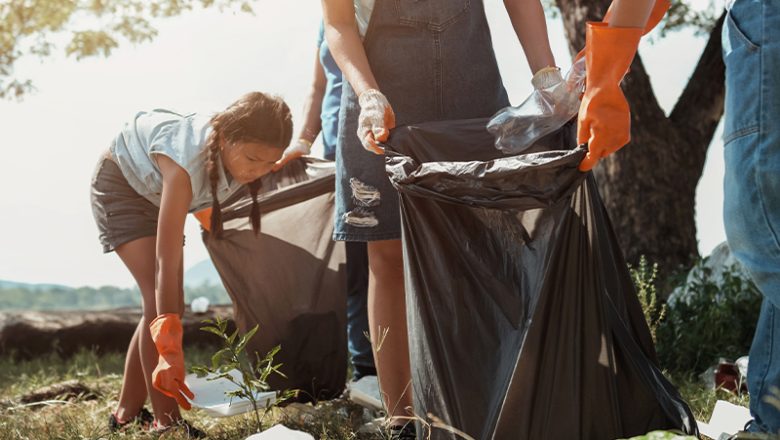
left=0, top=348, right=749, bottom=439
left=0, top=348, right=379, bottom=439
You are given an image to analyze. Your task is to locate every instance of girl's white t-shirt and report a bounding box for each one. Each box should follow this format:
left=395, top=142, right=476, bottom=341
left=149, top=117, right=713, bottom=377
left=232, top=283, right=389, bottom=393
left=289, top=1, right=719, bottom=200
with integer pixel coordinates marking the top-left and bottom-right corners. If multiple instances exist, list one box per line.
left=110, top=109, right=242, bottom=212
left=355, top=0, right=375, bottom=36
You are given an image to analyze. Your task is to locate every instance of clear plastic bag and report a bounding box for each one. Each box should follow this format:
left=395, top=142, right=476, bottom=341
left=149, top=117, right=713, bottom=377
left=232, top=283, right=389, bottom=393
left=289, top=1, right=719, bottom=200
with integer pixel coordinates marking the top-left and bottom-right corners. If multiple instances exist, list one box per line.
left=487, top=56, right=586, bottom=154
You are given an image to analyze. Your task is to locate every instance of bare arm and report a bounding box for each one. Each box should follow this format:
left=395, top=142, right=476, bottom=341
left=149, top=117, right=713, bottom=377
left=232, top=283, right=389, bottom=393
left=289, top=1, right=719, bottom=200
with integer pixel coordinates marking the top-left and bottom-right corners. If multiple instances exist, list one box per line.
left=606, top=0, right=655, bottom=27
left=503, top=0, right=556, bottom=74
left=154, top=154, right=192, bottom=315
left=298, top=47, right=328, bottom=144
left=322, top=0, right=379, bottom=96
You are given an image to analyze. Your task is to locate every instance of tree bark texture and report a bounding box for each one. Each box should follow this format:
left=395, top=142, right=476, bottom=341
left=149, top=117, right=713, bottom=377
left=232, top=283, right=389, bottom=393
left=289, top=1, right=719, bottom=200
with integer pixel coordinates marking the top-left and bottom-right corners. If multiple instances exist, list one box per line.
left=555, top=0, right=726, bottom=282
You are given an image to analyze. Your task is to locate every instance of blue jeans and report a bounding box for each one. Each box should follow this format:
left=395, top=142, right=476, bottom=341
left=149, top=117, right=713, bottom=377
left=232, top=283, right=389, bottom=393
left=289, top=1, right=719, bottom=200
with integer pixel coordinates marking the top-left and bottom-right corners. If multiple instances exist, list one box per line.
left=344, top=241, right=376, bottom=379
left=722, top=0, right=780, bottom=433
left=326, top=153, right=375, bottom=379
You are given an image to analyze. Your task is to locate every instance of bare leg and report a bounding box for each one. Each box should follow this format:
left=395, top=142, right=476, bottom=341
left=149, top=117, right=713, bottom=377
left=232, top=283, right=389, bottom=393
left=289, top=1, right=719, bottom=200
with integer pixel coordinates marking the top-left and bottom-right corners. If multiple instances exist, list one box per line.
left=366, top=239, right=413, bottom=425
left=114, top=319, right=147, bottom=422
left=115, top=237, right=182, bottom=426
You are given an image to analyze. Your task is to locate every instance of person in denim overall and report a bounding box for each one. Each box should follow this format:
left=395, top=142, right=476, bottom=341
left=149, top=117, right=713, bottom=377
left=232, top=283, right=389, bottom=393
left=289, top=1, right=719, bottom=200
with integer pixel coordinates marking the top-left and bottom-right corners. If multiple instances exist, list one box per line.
left=324, top=0, right=558, bottom=437
left=722, top=0, right=780, bottom=434
left=325, top=0, right=661, bottom=437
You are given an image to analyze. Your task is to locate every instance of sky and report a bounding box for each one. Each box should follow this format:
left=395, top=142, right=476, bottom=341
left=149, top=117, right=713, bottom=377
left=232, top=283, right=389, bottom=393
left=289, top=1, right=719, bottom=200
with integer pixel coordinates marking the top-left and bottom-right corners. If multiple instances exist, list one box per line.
left=0, top=0, right=725, bottom=288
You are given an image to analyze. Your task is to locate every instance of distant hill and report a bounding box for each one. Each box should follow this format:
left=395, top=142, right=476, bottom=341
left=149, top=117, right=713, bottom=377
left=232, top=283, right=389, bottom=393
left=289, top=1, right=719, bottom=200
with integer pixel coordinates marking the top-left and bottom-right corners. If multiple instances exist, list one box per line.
left=0, top=261, right=230, bottom=311
left=184, top=259, right=222, bottom=287
left=0, top=280, right=73, bottom=291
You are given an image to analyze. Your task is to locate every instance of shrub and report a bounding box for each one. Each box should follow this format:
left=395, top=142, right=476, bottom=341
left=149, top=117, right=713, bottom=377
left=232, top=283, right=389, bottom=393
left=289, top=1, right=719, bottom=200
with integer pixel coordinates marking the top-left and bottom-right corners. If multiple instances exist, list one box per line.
left=655, top=262, right=762, bottom=374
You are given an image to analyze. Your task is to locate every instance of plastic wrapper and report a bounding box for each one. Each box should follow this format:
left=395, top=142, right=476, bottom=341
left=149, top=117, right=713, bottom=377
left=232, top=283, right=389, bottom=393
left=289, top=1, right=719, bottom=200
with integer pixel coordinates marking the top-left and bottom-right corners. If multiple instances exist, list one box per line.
left=202, top=158, right=347, bottom=401
left=383, top=118, right=698, bottom=439
left=487, top=56, right=586, bottom=154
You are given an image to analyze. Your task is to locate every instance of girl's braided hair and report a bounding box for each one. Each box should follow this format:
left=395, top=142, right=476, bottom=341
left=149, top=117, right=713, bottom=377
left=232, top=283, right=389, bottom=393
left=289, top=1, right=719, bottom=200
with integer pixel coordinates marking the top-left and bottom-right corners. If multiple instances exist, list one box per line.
left=205, top=92, right=293, bottom=238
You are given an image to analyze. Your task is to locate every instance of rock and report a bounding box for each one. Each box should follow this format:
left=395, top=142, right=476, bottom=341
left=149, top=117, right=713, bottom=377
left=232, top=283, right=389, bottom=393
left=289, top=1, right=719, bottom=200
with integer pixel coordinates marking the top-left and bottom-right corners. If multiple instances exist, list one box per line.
left=0, top=305, right=234, bottom=359
left=283, top=402, right=318, bottom=425
left=668, top=242, right=752, bottom=307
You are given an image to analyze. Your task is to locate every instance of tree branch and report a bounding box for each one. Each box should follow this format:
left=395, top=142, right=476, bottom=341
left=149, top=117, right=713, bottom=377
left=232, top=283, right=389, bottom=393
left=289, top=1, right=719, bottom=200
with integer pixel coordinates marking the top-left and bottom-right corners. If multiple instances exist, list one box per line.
left=669, top=11, right=726, bottom=161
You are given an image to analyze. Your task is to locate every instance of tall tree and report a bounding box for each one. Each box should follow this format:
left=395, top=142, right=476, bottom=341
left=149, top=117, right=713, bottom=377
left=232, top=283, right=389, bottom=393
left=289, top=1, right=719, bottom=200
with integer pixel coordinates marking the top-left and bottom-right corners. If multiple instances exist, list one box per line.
left=0, top=0, right=254, bottom=99
left=555, top=0, right=725, bottom=283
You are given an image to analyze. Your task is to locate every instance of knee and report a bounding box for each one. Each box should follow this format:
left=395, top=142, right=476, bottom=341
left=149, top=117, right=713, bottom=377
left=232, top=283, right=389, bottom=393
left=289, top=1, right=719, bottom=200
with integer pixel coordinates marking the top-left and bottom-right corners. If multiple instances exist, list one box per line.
left=367, top=240, right=404, bottom=281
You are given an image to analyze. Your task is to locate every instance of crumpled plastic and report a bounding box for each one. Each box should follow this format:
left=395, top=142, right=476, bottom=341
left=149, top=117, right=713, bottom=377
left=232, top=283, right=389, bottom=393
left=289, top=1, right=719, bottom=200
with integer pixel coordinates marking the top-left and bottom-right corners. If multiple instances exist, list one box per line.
left=487, top=56, right=586, bottom=154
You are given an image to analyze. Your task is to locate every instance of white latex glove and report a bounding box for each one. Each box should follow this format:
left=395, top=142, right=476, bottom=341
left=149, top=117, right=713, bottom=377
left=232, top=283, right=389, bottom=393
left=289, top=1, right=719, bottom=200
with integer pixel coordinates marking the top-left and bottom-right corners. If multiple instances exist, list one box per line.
left=357, top=89, right=396, bottom=155
left=531, top=68, right=580, bottom=115
left=272, top=138, right=311, bottom=171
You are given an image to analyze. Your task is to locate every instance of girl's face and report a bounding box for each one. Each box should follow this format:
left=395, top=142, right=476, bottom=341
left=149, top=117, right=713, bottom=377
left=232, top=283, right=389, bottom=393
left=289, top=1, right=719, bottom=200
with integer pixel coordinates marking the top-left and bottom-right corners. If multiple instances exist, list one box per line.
left=220, top=139, right=284, bottom=184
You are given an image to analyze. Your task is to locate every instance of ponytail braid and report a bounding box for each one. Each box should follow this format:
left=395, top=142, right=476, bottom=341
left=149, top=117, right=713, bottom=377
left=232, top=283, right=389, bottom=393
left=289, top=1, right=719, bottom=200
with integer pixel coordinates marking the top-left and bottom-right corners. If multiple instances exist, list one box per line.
left=206, top=128, right=224, bottom=239
left=249, top=179, right=262, bottom=235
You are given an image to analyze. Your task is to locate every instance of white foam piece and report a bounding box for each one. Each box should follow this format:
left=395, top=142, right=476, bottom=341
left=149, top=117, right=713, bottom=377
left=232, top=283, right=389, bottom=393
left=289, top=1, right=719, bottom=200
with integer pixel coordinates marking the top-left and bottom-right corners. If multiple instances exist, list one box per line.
left=697, top=400, right=752, bottom=440
left=185, top=369, right=276, bottom=417
left=245, top=424, right=315, bottom=440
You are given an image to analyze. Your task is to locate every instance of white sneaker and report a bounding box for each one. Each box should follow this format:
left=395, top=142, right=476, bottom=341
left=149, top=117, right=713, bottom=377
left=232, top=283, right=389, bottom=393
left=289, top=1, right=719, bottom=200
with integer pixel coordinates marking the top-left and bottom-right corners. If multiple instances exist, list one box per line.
left=348, top=375, right=383, bottom=411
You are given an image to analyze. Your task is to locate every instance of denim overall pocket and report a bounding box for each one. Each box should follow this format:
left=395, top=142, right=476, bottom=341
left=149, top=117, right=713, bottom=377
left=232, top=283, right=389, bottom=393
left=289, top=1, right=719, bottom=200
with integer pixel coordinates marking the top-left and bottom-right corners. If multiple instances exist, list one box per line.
left=394, top=0, right=471, bottom=31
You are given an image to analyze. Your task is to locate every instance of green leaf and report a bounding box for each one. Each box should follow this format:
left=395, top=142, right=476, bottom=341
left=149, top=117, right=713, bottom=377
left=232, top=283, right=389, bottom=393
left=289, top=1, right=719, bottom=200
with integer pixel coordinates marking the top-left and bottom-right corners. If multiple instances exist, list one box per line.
left=200, top=325, right=225, bottom=338
left=211, top=348, right=230, bottom=370
left=235, top=325, right=258, bottom=354
left=227, top=329, right=238, bottom=345
left=190, top=366, right=210, bottom=377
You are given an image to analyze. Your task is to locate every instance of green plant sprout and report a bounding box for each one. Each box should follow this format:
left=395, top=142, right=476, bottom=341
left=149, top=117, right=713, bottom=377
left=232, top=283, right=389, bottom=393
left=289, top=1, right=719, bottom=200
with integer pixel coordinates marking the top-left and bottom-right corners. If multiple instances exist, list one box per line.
left=192, top=317, right=297, bottom=432
left=630, top=256, right=667, bottom=344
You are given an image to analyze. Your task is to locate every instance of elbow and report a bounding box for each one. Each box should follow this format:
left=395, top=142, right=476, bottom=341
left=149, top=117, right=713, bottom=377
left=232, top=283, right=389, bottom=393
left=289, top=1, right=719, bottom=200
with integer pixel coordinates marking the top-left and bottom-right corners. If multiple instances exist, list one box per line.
left=323, top=18, right=355, bottom=42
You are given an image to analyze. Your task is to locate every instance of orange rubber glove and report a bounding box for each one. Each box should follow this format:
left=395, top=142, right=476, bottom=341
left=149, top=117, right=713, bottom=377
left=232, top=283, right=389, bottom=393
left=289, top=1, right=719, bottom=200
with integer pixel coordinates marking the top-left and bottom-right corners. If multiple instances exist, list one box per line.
left=577, top=23, right=643, bottom=171
left=193, top=209, right=212, bottom=232
left=573, top=0, right=671, bottom=63
left=150, top=313, right=194, bottom=410
left=357, top=89, right=396, bottom=155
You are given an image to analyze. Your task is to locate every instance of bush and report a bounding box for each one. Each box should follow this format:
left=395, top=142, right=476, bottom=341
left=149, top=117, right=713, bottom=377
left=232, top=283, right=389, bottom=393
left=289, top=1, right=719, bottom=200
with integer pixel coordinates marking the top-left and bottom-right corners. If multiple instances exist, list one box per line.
left=655, top=261, right=762, bottom=374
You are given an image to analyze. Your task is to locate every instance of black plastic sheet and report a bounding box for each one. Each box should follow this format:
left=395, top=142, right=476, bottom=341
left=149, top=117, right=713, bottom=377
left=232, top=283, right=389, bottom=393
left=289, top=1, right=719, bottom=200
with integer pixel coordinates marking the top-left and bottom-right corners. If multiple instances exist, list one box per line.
left=202, top=158, right=347, bottom=401
left=384, top=119, right=698, bottom=439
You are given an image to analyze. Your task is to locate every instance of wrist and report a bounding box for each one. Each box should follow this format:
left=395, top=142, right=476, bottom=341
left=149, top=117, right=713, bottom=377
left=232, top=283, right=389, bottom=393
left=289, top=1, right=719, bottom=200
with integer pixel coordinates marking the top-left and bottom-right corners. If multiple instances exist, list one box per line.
left=531, top=66, right=563, bottom=90
left=149, top=313, right=183, bottom=349
left=358, top=88, right=385, bottom=106
left=296, top=138, right=313, bottom=148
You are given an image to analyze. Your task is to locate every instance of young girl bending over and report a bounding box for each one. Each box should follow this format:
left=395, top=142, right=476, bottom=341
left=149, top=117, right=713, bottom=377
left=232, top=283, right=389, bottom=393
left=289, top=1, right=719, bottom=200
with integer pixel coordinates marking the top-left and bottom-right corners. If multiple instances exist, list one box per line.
left=90, top=92, right=292, bottom=436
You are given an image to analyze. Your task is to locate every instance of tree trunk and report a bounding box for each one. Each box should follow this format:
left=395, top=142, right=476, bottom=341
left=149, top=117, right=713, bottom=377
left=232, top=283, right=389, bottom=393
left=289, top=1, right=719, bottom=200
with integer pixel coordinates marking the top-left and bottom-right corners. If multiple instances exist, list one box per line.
left=555, top=0, right=726, bottom=284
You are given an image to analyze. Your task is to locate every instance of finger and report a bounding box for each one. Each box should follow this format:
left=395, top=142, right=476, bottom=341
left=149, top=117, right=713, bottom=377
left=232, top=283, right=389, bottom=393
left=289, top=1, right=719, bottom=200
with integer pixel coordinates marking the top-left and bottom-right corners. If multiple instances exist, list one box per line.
left=288, top=151, right=304, bottom=161
left=384, top=107, right=396, bottom=131
left=578, top=152, right=599, bottom=172
left=363, top=133, right=385, bottom=155
left=373, top=126, right=390, bottom=143
left=577, top=120, right=590, bottom=146
left=180, top=381, right=195, bottom=400
left=176, top=392, right=192, bottom=410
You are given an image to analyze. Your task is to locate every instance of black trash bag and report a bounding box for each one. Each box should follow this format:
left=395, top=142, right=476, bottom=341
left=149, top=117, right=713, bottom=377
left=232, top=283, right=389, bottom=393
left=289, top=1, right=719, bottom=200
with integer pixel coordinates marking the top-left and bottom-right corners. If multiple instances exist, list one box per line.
left=201, top=158, right=347, bottom=401
left=384, top=119, right=697, bottom=439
